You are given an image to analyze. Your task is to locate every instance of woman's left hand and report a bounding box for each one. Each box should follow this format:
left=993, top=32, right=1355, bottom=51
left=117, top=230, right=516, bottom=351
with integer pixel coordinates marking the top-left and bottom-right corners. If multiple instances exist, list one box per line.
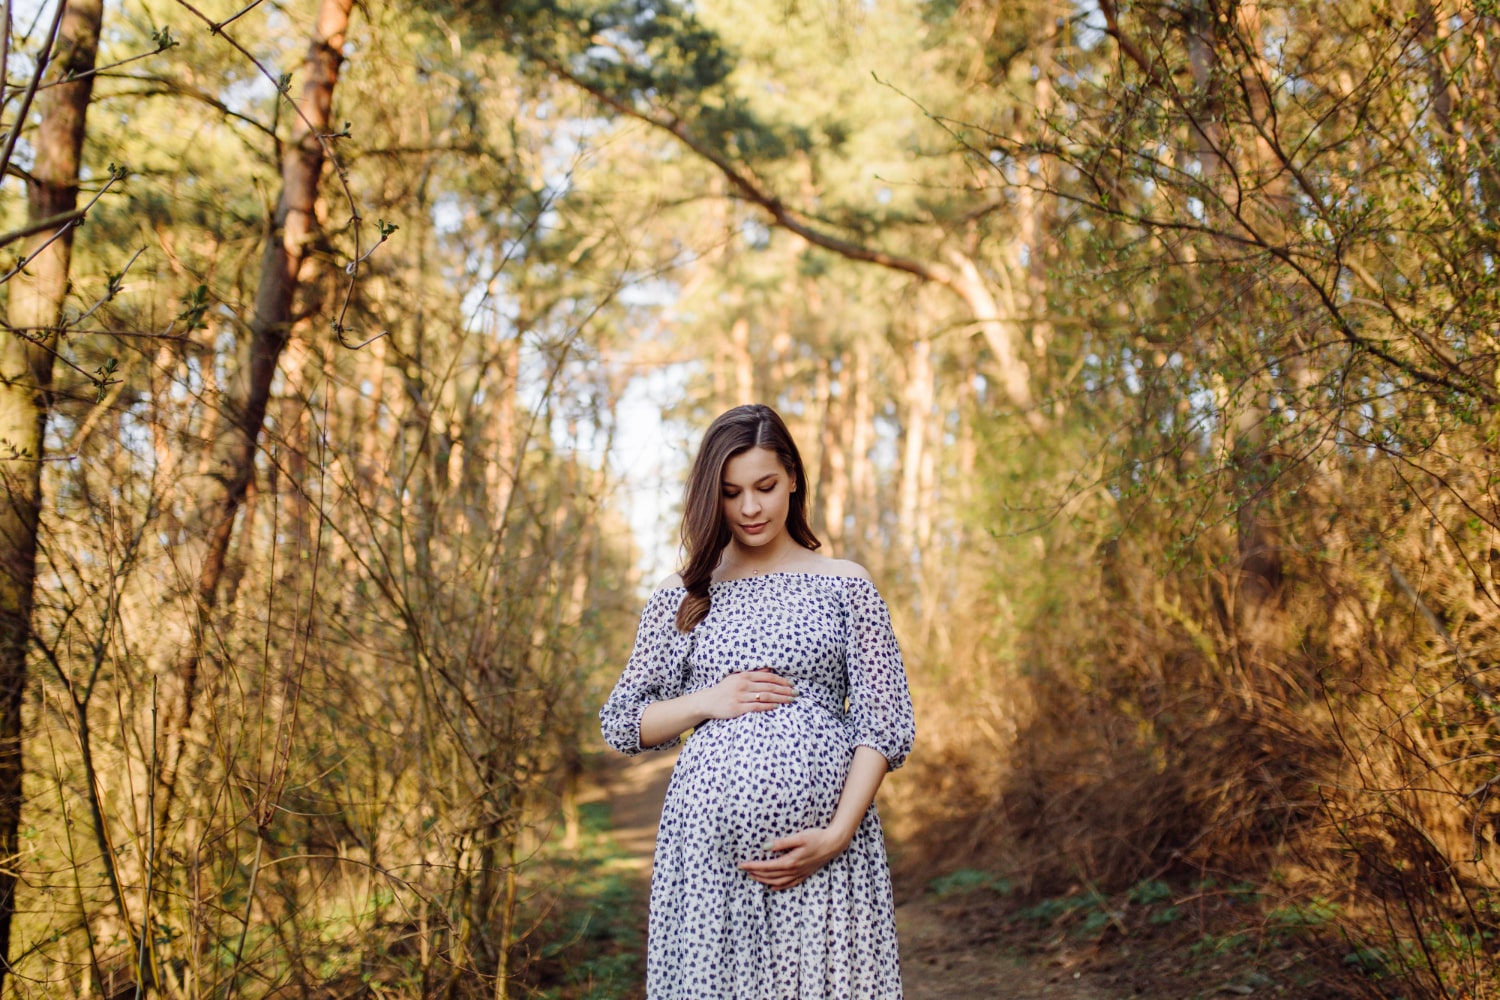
left=738, top=828, right=849, bottom=891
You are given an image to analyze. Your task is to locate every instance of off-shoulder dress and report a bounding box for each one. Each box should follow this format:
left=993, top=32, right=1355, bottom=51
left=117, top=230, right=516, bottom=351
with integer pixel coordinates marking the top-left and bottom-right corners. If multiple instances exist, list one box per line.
left=600, top=572, right=916, bottom=1000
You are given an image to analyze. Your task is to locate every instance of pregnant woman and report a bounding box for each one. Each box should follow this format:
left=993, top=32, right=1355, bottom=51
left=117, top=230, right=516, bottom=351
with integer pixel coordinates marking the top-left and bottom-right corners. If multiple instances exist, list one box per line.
left=600, top=403, right=916, bottom=1000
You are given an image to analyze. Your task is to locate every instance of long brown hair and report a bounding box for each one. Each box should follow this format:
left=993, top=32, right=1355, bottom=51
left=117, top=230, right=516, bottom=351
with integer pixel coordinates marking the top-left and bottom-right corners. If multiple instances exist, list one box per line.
left=675, top=404, right=820, bottom=631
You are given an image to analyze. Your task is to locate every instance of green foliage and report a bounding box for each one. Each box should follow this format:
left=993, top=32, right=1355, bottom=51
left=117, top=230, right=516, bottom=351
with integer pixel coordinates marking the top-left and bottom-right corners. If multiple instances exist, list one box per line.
left=527, top=800, right=645, bottom=999
left=1147, top=906, right=1183, bottom=925
left=176, top=284, right=210, bottom=331
left=927, top=868, right=1015, bottom=898
left=442, top=0, right=735, bottom=101
left=1127, top=879, right=1172, bottom=906
left=1343, top=945, right=1391, bottom=976
left=1189, top=930, right=1253, bottom=957
left=1010, top=891, right=1105, bottom=926
left=1266, top=898, right=1340, bottom=935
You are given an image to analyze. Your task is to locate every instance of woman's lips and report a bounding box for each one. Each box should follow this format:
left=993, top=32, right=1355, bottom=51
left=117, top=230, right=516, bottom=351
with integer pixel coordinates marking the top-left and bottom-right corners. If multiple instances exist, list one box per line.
left=740, top=521, right=768, bottom=534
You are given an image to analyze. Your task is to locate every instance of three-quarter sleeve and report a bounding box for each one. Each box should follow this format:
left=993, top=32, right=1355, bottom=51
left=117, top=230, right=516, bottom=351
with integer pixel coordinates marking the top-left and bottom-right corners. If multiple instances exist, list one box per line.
left=843, top=577, right=916, bottom=770
left=600, top=588, right=694, bottom=755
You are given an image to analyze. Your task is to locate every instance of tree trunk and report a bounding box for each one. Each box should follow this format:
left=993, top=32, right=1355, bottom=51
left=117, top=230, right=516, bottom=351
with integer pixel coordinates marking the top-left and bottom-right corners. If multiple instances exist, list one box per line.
left=897, top=337, right=933, bottom=560
left=0, top=0, right=104, bottom=982
left=729, top=316, right=754, bottom=405
left=848, top=340, right=876, bottom=565
left=159, top=0, right=355, bottom=819
left=815, top=354, right=848, bottom=550
left=1015, top=2, right=1059, bottom=371
left=946, top=251, right=1042, bottom=431
left=1221, top=1, right=1289, bottom=639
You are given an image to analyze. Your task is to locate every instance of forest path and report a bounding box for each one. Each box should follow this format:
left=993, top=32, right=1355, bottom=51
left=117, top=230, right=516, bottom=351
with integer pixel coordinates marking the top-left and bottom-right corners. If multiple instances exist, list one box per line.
left=588, top=750, right=1123, bottom=1000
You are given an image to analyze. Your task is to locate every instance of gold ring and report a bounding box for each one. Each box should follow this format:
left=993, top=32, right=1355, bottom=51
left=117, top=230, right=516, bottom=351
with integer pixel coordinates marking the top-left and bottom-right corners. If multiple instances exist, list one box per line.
left=756, top=693, right=763, bottom=702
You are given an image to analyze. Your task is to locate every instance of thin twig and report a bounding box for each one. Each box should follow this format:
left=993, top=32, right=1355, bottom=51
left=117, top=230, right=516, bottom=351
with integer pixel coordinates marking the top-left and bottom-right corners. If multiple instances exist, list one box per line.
left=133, top=678, right=158, bottom=999
left=0, top=165, right=125, bottom=286
left=165, top=0, right=378, bottom=347
left=0, top=0, right=66, bottom=186
left=12, top=38, right=176, bottom=94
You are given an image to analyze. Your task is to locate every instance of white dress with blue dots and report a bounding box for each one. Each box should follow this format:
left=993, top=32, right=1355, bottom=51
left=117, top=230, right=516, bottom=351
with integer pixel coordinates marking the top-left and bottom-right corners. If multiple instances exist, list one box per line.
left=601, top=573, right=916, bottom=1000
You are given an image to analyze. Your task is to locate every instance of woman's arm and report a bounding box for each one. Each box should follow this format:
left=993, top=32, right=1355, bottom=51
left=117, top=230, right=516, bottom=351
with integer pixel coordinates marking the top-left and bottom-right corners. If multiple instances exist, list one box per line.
left=738, top=746, right=890, bottom=891
left=639, top=669, right=796, bottom=749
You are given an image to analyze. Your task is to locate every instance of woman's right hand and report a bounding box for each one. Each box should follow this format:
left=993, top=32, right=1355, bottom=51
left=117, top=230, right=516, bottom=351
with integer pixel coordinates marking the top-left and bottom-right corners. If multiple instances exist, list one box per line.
left=701, top=670, right=796, bottom=720
left=639, top=669, right=797, bottom=748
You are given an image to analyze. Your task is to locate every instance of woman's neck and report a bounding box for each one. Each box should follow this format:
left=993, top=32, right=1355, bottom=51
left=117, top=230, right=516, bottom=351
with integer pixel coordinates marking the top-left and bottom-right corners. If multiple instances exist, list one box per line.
left=723, top=535, right=802, bottom=574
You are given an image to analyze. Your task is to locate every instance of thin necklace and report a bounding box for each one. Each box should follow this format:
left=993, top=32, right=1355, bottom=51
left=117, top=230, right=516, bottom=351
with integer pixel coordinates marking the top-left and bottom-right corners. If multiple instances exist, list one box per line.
left=720, top=542, right=803, bottom=581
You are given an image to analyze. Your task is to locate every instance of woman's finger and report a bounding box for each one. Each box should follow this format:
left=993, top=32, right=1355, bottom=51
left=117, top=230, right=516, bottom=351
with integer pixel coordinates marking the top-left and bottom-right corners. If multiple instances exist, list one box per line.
left=747, top=870, right=795, bottom=885
left=745, top=678, right=794, bottom=692
left=741, top=852, right=802, bottom=874
left=743, top=670, right=795, bottom=690
left=764, top=876, right=804, bottom=891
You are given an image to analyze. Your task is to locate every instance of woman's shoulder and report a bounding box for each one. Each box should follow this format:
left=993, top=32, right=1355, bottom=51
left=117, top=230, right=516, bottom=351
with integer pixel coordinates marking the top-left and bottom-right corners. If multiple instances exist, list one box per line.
left=812, top=557, right=872, bottom=582
left=634, top=575, right=685, bottom=618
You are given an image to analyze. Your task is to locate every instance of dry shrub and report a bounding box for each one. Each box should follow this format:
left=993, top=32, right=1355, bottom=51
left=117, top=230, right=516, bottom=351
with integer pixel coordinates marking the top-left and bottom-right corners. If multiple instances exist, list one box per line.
left=12, top=317, right=637, bottom=997
left=895, top=447, right=1500, bottom=997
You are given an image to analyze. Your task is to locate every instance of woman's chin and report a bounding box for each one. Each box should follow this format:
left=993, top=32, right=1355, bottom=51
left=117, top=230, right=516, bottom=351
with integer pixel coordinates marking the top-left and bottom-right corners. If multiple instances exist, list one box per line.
left=734, top=531, right=780, bottom=549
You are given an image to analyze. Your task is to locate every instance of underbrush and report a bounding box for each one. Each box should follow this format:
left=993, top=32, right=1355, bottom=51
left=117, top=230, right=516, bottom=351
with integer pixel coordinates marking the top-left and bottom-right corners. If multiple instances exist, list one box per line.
left=888, top=454, right=1500, bottom=1000
left=912, top=868, right=1375, bottom=998
left=514, top=799, right=646, bottom=1000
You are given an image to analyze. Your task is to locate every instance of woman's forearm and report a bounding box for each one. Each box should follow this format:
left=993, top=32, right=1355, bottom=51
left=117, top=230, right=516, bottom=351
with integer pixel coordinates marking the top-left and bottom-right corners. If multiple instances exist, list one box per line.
left=737, top=746, right=892, bottom=890
left=639, top=691, right=711, bottom=749
left=826, top=746, right=890, bottom=846
left=638, top=670, right=798, bottom=749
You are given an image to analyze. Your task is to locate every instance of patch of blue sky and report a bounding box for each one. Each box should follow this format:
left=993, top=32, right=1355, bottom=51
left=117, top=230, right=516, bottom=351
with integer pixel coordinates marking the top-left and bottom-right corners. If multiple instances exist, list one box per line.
left=613, top=360, right=695, bottom=588
left=1073, top=0, right=1107, bottom=53
left=618, top=275, right=678, bottom=309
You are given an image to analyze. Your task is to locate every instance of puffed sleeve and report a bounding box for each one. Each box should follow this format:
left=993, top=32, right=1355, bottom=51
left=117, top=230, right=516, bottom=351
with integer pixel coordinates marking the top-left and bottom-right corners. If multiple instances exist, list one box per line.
left=843, top=577, right=916, bottom=770
left=599, top=588, right=694, bottom=755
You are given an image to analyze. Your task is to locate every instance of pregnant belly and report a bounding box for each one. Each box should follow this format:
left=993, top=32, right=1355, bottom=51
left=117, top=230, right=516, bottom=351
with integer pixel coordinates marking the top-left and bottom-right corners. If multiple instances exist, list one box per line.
left=669, top=702, right=852, bottom=863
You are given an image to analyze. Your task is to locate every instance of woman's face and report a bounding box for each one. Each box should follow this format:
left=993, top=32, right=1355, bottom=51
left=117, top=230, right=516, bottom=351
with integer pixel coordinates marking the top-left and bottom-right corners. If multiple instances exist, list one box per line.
left=720, top=446, right=795, bottom=550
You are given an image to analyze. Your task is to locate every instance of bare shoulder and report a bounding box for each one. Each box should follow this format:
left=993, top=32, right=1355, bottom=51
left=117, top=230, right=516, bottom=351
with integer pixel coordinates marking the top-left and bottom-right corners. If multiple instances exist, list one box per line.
left=817, top=557, right=872, bottom=581
left=655, top=571, right=684, bottom=590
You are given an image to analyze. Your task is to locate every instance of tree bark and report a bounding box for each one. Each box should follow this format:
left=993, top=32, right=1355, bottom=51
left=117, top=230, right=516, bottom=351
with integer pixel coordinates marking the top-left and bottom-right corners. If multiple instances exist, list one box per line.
left=729, top=316, right=754, bottom=404
left=848, top=340, right=876, bottom=565
left=897, top=337, right=934, bottom=559
left=159, top=0, right=355, bottom=819
left=814, top=354, right=848, bottom=549
left=0, top=0, right=104, bottom=982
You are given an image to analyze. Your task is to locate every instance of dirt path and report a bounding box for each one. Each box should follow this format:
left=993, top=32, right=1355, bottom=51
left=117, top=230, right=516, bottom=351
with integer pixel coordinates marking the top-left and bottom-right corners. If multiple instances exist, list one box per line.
left=589, top=750, right=1121, bottom=1000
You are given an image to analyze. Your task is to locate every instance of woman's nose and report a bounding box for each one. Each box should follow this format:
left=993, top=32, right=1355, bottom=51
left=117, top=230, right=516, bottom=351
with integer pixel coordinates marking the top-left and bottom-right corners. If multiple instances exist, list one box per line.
left=740, top=494, right=761, bottom=516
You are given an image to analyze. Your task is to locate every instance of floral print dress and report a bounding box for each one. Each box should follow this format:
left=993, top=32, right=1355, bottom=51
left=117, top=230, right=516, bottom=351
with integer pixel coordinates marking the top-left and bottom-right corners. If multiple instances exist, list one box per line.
left=600, top=572, right=916, bottom=1000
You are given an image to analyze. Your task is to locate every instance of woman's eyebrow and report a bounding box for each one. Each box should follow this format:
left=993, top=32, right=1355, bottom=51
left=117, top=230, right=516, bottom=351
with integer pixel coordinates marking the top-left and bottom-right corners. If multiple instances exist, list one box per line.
left=721, top=473, right=780, bottom=488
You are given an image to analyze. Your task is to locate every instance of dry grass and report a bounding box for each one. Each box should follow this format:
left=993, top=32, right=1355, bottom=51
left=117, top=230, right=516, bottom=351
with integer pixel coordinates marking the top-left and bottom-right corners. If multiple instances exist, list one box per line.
left=887, top=448, right=1500, bottom=999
